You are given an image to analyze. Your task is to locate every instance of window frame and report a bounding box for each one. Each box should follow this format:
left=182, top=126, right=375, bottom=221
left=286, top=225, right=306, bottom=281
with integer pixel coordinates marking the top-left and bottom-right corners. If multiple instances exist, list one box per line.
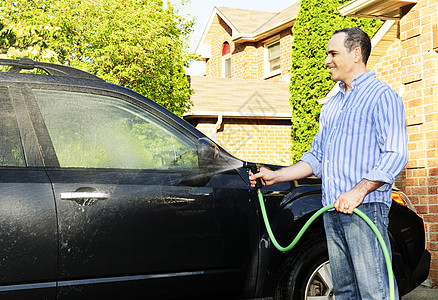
left=263, top=36, right=281, bottom=78
left=222, top=42, right=232, bottom=78
left=0, top=83, right=49, bottom=168
left=223, top=56, right=231, bottom=78
left=0, top=86, right=27, bottom=168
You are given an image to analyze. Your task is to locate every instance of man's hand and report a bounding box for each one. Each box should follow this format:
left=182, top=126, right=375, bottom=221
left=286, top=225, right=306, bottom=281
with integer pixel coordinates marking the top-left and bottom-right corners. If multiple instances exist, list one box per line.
left=334, top=188, right=366, bottom=214
left=248, top=167, right=276, bottom=187
left=248, top=161, right=314, bottom=188
left=334, top=179, right=385, bottom=214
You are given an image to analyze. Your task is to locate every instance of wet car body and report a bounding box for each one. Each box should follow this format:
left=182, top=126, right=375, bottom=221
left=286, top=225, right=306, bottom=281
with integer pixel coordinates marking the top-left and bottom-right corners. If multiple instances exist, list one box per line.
left=0, top=58, right=430, bottom=299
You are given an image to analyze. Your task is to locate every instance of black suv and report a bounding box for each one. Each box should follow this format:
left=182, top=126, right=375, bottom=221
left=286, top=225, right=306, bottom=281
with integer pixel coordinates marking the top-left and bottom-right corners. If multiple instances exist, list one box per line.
left=0, top=58, right=430, bottom=299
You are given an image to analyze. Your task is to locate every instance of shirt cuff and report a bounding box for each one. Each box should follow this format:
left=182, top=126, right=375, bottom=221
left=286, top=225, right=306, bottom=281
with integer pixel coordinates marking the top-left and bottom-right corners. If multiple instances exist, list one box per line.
left=300, top=152, right=322, bottom=178
left=364, top=169, right=394, bottom=191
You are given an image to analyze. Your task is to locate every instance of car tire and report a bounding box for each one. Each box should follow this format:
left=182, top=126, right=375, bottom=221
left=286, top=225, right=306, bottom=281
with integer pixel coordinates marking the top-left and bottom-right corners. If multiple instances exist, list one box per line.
left=274, top=237, right=334, bottom=300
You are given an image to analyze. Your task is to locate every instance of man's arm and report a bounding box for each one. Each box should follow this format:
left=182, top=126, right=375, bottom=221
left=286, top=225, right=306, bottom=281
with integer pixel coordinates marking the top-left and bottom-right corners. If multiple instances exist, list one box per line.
left=363, top=90, right=408, bottom=187
left=334, top=179, right=385, bottom=214
left=249, top=160, right=314, bottom=187
left=336, top=89, right=408, bottom=214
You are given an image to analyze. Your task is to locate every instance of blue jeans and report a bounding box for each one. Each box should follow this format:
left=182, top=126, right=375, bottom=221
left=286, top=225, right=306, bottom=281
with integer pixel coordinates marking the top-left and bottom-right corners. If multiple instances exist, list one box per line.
left=323, top=202, right=399, bottom=300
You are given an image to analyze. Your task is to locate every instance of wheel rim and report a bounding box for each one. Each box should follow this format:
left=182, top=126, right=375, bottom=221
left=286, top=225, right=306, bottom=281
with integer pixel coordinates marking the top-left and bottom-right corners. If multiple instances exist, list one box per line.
left=304, top=261, right=334, bottom=300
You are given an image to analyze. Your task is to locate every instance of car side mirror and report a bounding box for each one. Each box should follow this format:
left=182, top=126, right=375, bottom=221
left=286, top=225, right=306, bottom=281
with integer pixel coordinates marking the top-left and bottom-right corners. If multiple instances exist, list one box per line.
left=197, top=137, right=220, bottom=169
left=197, top=137, right=241, bottom=172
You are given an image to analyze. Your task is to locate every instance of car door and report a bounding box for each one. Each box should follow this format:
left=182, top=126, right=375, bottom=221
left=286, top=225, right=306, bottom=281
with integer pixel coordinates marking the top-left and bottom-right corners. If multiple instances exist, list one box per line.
left=28, top=87, right=247, bottom=298
left=0, top=85, right=57, bottom=298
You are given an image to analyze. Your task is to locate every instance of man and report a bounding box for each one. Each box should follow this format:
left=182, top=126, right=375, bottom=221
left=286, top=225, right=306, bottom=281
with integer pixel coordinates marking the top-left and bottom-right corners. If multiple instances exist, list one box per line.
left=250, top=27, right=408, bottom=299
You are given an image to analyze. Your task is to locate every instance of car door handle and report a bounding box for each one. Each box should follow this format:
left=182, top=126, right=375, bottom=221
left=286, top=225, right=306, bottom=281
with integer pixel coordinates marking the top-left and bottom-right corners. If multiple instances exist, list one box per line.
left=60, top=189, right=109, bottom=206
left=60, top=192, right=109, bottom=200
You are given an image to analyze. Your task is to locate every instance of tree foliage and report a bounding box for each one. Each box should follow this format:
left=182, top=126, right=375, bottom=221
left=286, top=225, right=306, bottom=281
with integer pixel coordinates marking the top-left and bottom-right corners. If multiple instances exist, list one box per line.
left=289, top=0, right=382, bottom=162
left=0, top=0, right=194, bottom=116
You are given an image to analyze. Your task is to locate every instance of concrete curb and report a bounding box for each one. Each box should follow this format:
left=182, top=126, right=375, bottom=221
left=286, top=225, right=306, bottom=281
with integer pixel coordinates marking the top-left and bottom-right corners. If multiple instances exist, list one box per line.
left=402, top=284, right=438, bottom=300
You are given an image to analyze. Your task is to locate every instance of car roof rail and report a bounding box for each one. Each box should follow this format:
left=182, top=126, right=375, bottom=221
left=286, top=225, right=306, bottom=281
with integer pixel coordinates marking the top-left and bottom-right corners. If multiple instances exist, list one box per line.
left=0, top=58, right=104, bottom=81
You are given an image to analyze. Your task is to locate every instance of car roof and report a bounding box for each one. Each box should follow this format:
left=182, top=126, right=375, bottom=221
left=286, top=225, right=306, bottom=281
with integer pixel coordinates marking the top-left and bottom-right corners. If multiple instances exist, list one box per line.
left=0, top=58, right=103, bottom=81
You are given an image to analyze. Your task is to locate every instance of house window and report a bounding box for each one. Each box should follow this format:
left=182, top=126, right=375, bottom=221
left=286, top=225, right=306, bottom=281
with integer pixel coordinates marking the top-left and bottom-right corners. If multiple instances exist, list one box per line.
left=224, top=58, right=231, bottom=77
left=264, top=37, right=281, bottom=78
left=222, top=42, right=230, bottom=56
left=222, top=42, right=231, bottom=78
left=268, top=41, right=280, bottom=72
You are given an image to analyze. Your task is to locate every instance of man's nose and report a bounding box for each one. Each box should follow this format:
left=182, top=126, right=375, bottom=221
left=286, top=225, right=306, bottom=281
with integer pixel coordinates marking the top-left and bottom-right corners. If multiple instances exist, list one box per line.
left=324, top=55, right=331, bottom=66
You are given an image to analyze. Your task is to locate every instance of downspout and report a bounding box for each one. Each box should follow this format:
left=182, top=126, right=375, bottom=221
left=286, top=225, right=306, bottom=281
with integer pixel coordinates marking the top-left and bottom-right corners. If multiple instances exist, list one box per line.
left=211, top=114, right=223, bottom=142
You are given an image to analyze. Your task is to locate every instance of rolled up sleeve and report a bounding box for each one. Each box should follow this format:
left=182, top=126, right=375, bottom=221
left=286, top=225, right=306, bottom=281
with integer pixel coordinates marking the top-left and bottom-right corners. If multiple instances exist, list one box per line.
left=364, top=90, right=408, bottom=185
left=300, top=124, right=324, bottom=178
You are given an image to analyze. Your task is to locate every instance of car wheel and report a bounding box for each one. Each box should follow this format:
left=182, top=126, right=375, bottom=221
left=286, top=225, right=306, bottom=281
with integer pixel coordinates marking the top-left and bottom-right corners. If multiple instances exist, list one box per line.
left=275, top=238, right=334, bottom=300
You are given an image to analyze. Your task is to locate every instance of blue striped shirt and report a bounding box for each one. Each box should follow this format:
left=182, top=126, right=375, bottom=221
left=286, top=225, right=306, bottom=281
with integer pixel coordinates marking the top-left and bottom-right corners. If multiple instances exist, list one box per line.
left=301, top=71, right=408, bottom=208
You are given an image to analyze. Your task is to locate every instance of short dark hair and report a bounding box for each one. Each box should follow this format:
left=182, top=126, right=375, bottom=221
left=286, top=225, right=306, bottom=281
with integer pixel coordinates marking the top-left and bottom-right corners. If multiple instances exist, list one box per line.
left=333, top=27, right=372, bottom=65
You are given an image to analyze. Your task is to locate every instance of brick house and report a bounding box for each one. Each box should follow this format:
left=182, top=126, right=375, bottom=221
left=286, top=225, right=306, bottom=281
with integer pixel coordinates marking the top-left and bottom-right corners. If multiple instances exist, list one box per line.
left=185, top=75, right=292, bottom=164
left=195, top=3, right=299, bottom=81
left=185, top=3, right=300, bottom=164
left=339, top=0, right=438, bottom=285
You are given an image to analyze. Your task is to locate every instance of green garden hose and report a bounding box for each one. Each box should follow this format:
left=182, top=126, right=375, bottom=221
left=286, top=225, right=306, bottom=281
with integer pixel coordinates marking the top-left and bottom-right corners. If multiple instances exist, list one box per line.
left=257, top=191, right=395, bottom=300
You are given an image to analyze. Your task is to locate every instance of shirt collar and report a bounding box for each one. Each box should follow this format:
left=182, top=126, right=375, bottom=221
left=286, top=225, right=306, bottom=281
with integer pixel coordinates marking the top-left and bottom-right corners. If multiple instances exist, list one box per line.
left=339, top=70, right=376, bottom=94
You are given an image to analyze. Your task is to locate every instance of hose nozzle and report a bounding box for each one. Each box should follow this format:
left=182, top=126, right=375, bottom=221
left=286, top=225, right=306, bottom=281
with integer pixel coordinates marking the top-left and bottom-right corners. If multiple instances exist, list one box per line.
left=243, top=161, right=263, bottom=189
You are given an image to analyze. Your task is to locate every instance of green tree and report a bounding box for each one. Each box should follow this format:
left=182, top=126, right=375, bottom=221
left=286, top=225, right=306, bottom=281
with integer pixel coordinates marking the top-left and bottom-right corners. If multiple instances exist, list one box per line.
left=289, top=0, right=382, bottom=162
left=0, top=0, right=194, bottom=116
left=0, top=19, right=62, bottom=63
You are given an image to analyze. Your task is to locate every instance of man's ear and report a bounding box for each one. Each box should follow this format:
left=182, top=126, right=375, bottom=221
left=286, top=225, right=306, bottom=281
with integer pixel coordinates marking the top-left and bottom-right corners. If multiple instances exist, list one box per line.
left=354, top=47, right=362, bottom=63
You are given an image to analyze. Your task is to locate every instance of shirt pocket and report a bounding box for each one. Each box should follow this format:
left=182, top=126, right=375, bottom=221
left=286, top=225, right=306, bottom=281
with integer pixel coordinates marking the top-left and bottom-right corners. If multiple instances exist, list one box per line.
left=341, top=110, right=367, bottom=135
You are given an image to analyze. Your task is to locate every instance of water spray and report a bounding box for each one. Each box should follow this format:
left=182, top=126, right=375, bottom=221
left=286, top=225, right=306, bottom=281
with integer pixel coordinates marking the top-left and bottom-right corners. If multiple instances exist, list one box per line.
left=244, top=161, right=395, bottom=300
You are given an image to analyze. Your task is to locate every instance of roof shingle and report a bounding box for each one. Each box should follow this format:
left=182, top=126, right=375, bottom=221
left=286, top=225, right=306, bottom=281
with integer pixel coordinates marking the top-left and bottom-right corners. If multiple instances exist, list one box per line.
left=186, top=76, right=291, bottom=119
left=215, top=7, right=276, bottom=34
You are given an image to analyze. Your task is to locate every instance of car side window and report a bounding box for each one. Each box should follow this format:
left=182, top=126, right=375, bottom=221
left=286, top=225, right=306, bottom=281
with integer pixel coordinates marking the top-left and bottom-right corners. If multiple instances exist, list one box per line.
left=33, top=89, right=198, bottom=170
left=0, top=87, right=25, bottom=167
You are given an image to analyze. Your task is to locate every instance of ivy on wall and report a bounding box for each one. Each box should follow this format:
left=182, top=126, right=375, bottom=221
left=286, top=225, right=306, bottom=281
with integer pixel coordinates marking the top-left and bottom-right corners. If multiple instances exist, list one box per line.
left=289, top=0, right=382, bottom=162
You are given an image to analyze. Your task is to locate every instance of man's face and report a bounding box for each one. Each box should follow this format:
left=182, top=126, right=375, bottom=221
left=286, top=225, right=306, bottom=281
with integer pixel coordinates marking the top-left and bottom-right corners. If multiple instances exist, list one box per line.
left=324, top=32, right=357, bottom=83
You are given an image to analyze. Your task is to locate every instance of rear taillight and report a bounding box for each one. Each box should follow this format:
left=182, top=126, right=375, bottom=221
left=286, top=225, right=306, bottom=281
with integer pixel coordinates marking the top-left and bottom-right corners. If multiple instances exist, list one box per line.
left=392, top=190, right=417, bottom=213
left=392, top=191, right=406, bottom=207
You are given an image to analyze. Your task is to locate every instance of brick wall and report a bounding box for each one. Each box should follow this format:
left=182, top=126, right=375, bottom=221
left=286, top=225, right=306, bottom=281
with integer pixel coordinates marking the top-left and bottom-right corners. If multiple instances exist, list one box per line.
left=206, top=17, right=233, bottom=77
left=279, top=28, right=293, bottom=79
left=195, top=118, right=292, bottom=165
left=233, top=42, right=259, bottom=79
left=375, top=0, right=438, bottom=285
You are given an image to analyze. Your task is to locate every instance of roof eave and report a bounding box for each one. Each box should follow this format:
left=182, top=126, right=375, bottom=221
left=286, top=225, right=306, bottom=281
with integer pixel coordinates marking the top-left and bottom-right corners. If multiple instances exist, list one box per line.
left=183, top=111, right=292, bottom=120
left=195, top=7, right=240, bottom=60
left=338, top=0, right=417, bottom=20
left=232, top=19, right=296, bottom=43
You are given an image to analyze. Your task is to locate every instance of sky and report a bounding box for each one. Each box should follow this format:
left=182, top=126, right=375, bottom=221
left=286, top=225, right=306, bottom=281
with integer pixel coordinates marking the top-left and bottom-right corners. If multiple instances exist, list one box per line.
left=169, top=0, right=299, bottom=75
